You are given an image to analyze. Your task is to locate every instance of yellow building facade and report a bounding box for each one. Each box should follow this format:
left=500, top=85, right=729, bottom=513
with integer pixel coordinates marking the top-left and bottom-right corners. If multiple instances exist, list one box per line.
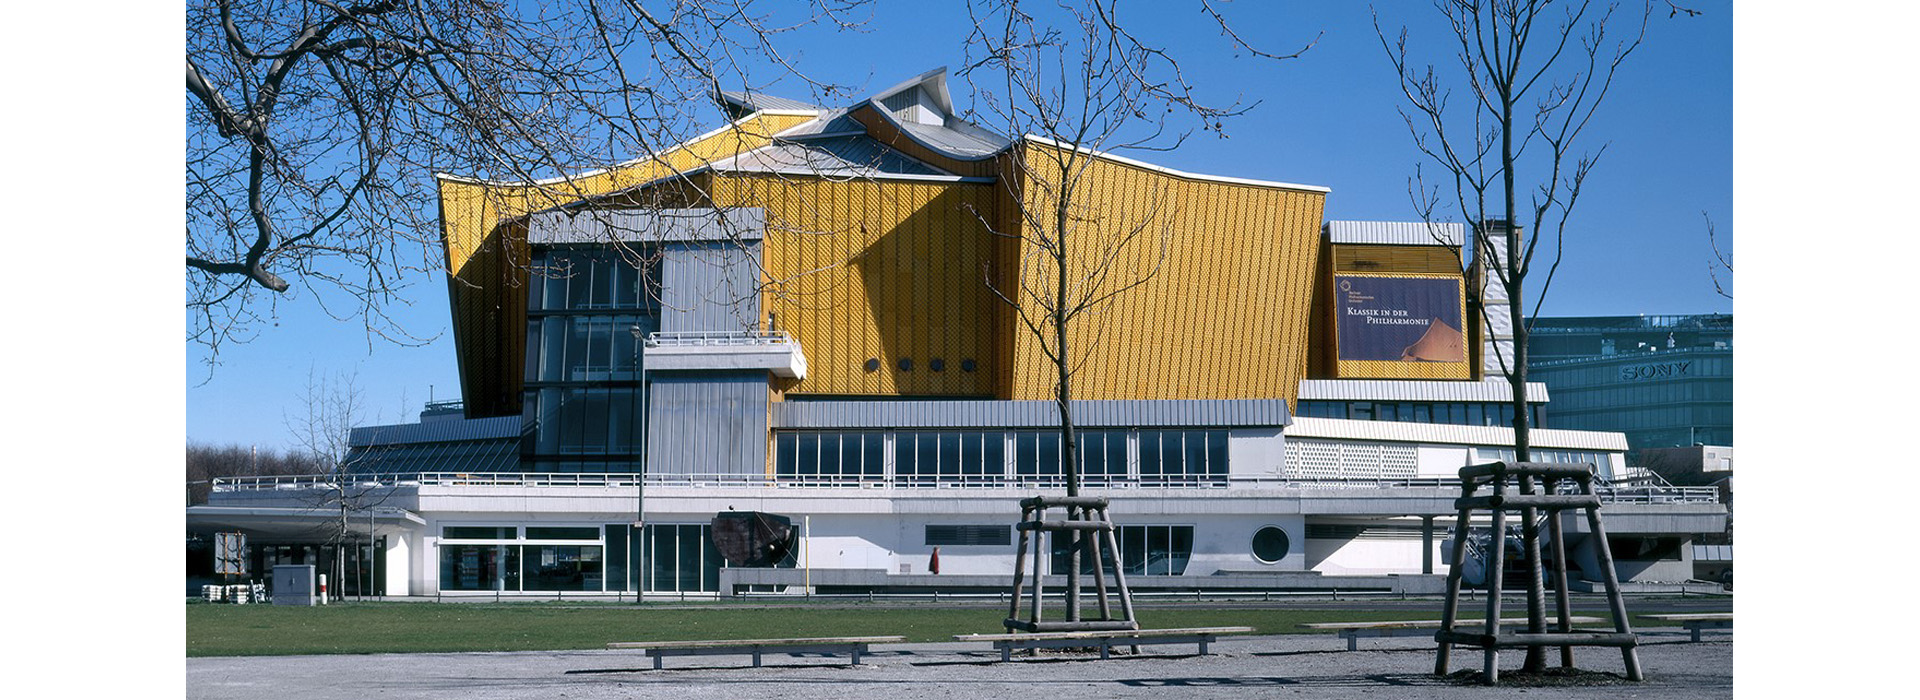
left=435, top=69, right=1333, bottom=418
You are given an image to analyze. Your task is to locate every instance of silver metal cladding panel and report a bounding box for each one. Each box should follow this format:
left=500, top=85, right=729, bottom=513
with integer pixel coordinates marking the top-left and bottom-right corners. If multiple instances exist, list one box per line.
left=660, top=240, right=762, bottom=334
left=771, top=399, right=1290, bottom=430
left=645, top=372, right=770, bottom=476
left=527, top=208, right=765, bottom=245
left=1323, top=220, right=1465, bottom=247
left=718, top=136, right=949, bottom=178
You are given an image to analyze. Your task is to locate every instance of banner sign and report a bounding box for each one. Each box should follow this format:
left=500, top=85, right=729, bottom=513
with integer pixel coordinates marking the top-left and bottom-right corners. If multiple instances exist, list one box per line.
left=1335, top=275, right=1467, bottom=363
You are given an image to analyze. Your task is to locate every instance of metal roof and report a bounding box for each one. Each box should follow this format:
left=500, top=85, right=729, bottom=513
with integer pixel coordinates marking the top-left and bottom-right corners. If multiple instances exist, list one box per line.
left=348, top=415, right=520, bottom=447
left=713, top=135, right=959, bottom=180
left=1324, top=220, right=1465, bottom=247
left=716, top=90, right=823, bottom=114
left=891, top=115, right=1010, bottom=159
left=773, top=398, right=1291, bottom=430
left=344, top=438, right=522, bottom=475
left=1297, top=379, right=1550, bottom=403
left=1285, top=417, right=1629, bottom=451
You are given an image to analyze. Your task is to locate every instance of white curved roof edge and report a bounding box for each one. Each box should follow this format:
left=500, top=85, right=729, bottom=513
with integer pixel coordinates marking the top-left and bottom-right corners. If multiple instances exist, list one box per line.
left=433, top=110, right=822, bottom=188
left=1022, top=136, right=1331, bottom=193
left=1285, top=417, right=1629, bottom=451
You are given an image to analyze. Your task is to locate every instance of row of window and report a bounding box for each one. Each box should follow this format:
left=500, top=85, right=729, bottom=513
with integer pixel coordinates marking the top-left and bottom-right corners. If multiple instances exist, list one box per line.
left=524, top=314, right=656, bottom=383
left=1295, top=400, right=1546, bottom=428
left=522, top=386, right=647, bottom=457
left=439, top=524, right=724, bottom=593
left=773, top=429, right=1229, bottom=483
left=527, top=246, right=663, bottom=313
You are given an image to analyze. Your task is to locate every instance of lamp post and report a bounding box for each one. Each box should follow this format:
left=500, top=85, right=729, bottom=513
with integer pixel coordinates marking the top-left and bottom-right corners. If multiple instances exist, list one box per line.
left=629, top=323, right=647, bottom=601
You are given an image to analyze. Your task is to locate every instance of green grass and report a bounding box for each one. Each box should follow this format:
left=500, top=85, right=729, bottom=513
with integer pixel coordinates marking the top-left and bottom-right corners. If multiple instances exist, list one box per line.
left=186, top=601, right=1678, bottom=657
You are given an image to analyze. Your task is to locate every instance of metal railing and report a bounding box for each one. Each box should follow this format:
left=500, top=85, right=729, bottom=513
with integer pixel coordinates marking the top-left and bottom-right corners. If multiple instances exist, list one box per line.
left=644, top=330, right=795, bottom=347
left=210, top=472, right=1720, bottom=503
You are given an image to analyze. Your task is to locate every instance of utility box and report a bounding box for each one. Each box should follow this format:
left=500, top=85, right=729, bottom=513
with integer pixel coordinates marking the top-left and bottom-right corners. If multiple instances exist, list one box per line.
left=272, top=565, right=317, bottom=606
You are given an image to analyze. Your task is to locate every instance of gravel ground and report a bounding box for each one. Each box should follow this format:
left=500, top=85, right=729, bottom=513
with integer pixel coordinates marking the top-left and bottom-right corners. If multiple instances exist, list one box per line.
left=187, top=628, right=1730, bottom=700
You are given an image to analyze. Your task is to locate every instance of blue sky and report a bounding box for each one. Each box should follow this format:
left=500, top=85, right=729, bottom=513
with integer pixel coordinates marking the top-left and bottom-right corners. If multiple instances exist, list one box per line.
left=183, top=1, right=1734, bottom=452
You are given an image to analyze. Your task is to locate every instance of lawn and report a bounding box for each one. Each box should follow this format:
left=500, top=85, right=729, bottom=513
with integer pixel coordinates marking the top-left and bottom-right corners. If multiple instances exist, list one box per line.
left=186, top=601, right=1662, bottom=657
left=187, top=602, right=1403, bottom=657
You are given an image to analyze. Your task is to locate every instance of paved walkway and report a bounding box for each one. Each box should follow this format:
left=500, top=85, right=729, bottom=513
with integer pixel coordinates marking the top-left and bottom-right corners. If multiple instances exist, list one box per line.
left=188, top=629, right=1731, bottom=700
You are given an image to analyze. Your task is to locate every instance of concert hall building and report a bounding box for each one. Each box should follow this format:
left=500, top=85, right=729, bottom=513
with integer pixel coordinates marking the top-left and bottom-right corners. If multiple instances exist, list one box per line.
left=187, top=69, right=1725, bottom=598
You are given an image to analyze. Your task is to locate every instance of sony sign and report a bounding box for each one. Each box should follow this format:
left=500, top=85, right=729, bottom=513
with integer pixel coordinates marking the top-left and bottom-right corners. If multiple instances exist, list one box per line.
left=1619, top=360, right=1691, bottom=382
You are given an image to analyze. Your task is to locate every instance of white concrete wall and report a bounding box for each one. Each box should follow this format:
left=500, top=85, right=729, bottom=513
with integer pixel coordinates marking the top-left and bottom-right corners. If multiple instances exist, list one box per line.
left=1305, top=536, right=1444, bottom=575
left=1228, top=428, right=1286, bottom=478
left=384, top=533, right=411, bottom=596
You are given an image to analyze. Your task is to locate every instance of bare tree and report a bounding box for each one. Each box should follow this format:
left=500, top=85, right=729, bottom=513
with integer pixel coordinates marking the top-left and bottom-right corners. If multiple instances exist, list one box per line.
left=284, top=367, right=389, bottom=598
left=1705, top=212, right=1731, bottom=299
left=1376, top=0, right=1687, bottom=672
left=959, top=0, right=1310, bottom=624
left=186, top=0, right=872, bottom=365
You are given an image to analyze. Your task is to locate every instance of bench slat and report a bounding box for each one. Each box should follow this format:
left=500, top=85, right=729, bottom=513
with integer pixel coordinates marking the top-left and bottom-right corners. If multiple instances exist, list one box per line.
left=609, top=635, right=904, bottom=650
left=954, top=626, right=1253, bottom=642
left=1301, top=617, right=1600, bottom=631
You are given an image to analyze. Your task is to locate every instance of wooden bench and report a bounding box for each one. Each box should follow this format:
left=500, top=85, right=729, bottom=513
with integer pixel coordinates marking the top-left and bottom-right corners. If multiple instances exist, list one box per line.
left=607, top=635, right=905, bottom=670
left=954, top=626, right=1255, bottom=662
left=1644, top=613, right=1731, bottom=642
left=1301, top=617, right=1603, bottom=651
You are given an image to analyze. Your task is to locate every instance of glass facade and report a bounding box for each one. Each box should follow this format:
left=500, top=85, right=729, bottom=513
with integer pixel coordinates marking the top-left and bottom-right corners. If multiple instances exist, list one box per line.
left=521, top=246, right=663, bottom=473
left=1049, top=524, right=1194, bottom=576
left=438, top=523, right=722, bottom=594
left=1296, top=399, right=1546, bottom=428
left=770, top=428, right=1229, bottom=486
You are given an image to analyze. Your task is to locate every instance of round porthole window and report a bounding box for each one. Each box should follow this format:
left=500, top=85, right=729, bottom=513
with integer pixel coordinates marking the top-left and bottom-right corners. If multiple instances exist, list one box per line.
left=1252, top=526, right=1290, bottom=564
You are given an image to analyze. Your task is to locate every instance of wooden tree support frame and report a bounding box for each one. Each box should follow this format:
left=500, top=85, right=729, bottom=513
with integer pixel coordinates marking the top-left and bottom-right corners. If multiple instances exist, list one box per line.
left=1004, top=496, right=1139, bottom=633
left=1435, top=462, right=1644, bottom=685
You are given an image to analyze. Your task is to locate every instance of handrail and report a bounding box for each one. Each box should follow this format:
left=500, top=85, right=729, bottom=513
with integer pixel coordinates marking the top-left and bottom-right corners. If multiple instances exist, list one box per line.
left=644, top=330, right=795, bottom=347
left=208, top=472, right=1721, bottom=503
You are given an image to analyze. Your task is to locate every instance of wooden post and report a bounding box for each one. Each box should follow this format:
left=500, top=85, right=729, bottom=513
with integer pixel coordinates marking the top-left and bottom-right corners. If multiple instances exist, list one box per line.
left=1031, top=507, right=1046, bottom=626
left=1579, top=473, right=1644, bottom=682
left=1104, top=523, right=1137, bottom=627
left=1546, top=476, right=1576, bottom=668
left=1517, top=473, right=1549, bottom=672
left=1088, top=505, right=1113, bottom=621
left=1435, top=489, right=1478, bottom=675
left=1483, top=473, right=1508, bottom=684
left=1007, top=504, right=1032, bottom=633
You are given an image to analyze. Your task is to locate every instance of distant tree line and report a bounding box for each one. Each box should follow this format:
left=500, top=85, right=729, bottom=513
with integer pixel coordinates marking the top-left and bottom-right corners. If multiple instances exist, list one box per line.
left=186, top=442, right=324, bottom=505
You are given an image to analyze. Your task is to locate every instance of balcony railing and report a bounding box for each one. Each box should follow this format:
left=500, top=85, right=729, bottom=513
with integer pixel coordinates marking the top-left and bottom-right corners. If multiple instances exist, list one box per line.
left=643, top=330, right=796, bottom=347
left=210, top=472, right=1721, bottom=504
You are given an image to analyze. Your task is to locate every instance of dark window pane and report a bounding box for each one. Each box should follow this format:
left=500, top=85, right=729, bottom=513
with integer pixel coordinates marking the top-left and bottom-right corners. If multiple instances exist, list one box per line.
left=775, top=433, right=797, bottom=476
left=983, top=432, right=1005, bottom=476
left=1138, top=431, right=1160, bottom=477
left=863, top=432, right=885, bottom=477
left=1016, top=433, right=1038, bottom=476
left=938, top=432, right=961, bottom=476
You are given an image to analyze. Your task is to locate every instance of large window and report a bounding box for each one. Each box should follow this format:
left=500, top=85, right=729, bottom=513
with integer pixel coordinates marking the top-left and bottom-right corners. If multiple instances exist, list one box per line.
left=775, top=432, right=886, bottom=481
left=895, top=431, right=1006, bottom=483
left=1136, top=430, right=1226, bottom=484
left=438, top=525, right=603, bottom=592
left=1049, top=524, right=1194, bottom=576
left=528, top=247, right=661, bottom=312
left=524, top=386, right=647, bottom=457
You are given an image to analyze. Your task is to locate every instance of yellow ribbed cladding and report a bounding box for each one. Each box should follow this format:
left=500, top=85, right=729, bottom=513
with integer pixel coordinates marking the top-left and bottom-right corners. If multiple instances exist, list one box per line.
left=711, top=174, right=1001, bottom=397
left=1000, top=142, right=1326, bottom=405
